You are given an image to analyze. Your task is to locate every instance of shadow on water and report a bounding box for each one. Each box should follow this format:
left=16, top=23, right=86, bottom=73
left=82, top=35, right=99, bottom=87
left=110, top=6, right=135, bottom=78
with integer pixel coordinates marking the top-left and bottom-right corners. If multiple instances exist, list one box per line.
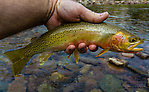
left=0, top=4, right=149, bottom=92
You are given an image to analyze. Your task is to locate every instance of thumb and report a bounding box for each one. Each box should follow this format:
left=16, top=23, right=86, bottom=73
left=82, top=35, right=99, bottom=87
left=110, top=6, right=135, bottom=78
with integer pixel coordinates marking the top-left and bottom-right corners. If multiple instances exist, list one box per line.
left=79, top=5, right=109, bottom=23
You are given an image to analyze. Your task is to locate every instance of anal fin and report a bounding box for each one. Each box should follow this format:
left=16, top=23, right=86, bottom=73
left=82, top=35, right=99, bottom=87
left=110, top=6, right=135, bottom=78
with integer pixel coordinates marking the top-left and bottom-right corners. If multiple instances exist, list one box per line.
left=74, top=49, right=79, bottom=64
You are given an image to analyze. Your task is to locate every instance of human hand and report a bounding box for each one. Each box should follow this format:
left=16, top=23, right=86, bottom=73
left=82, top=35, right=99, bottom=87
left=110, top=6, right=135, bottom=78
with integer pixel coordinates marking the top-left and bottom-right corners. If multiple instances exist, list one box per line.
left=46, top=0, right=109, bottom=54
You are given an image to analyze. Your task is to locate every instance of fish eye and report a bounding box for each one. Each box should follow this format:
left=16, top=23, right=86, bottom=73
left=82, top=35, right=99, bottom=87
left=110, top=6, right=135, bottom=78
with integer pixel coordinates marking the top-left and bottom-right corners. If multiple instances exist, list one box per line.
left=129, top=37, right=137, bottom=43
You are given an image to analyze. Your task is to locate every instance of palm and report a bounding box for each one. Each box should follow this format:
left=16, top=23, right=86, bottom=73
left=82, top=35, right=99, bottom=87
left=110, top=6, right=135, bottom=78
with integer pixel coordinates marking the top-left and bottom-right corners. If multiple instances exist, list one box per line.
left=46, top=0, right=109, bottom=30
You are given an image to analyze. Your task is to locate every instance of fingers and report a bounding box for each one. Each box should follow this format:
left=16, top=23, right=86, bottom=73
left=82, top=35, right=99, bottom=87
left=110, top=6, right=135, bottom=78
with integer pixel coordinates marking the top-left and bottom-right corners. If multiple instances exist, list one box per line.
left=79, top=4, right=109, bottom=23
left=65, top=43, right=98, bottom=55
left=78, top=43, right=87, bottom=53
left=88, top=44, right=98, bottom=52
left=65, top=45, right=76, bottom=54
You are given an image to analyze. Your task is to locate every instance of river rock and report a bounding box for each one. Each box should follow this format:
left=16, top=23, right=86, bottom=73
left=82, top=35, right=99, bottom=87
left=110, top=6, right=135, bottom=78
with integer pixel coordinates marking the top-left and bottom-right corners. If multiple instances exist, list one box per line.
left=80, top=56, right=100, bottom=66
left=38, top=82, right=56, bottom=92
left=63, top=83, right=74, bottom=92
left=8, top=75, right=27, bottom=92
left=49, top=72, right=65, bottom=82
left=90, top=66, right=104, bottom=80
left=99, top=74, right=126, bottom=92
left=84, top=79, right=97, bottom=92
left=63, top=82, right=84, bottom=92
left=121, top=53, right=134, bottom=58
left=80, top=64, right=92, bottom=74
left=27, top=75, right=37, bottom=92
left=90, top=88, right=102, bottom=92
left=0, top=80, right=9, bottom=92
left=108, top=57, right=128, bottom=66
left=64, top=63, right=81, bottom=72
left=135, top=52, right=149, bottom=59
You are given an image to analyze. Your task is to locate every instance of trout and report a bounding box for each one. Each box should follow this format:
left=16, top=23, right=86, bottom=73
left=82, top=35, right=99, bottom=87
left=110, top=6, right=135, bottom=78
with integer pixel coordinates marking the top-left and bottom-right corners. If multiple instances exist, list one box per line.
left=4, top=22, right=144, bottom=75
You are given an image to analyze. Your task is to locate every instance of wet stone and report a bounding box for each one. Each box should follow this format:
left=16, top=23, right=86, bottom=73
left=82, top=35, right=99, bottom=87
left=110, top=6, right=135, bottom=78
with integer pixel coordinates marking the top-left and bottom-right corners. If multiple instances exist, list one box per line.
left=99, top=74, right=126, bottom=92
left=135, top=88, right=149, bottom=92
left=80, top=57, right=100, bottom=66
left=90, top=66, right=104, bottom=80
left=135, top=52, right=149, bottom=59
left=80, top=64, right=92, bottom=74
left=63, top=63, right=81, bottom=72
left=63, top=83, right=84, bottom=92
left=63, top=83, right=74, bottom=92
left=121, top=53, right=134, bottom=58
left=8, top=75, right=27, bottom=92
left=49, top=72, right=65, bottom=82
left=37, top=82, right=56, bottom=92
left=108, top=57, right=128, bottom=66
left=77, top=75, right=88, bottom=83
left=27, top=75, right=37, bottom=92
left=0, top=80, right=9, bottom=92
left=84, top=79, right=97, bottom=92
left=99, top=58, right=126, bottom=74
left=90, top=88, right=102, bottom=92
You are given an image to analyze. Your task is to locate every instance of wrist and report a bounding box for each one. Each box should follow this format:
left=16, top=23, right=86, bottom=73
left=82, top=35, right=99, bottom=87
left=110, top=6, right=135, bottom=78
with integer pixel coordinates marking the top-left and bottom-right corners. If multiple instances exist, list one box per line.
left=45, top=0, right=58, bottom=23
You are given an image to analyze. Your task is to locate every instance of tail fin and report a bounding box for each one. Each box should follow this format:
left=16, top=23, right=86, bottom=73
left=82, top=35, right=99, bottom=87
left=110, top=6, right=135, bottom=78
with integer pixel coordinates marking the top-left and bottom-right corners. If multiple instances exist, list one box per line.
left=4, top=49, right=32, bottom=76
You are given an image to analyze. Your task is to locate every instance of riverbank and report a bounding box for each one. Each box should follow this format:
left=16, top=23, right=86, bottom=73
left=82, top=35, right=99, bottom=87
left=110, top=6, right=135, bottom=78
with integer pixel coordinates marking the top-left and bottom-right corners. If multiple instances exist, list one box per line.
left=76, top=0, right=149, bottom=5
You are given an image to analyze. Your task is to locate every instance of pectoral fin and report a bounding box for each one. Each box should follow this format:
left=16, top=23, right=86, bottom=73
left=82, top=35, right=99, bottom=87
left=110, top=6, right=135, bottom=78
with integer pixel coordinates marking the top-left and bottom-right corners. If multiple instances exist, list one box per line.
left=96, top=48, right=109, bottom=57
left=74, top=49, right=79, bottom=64
left=39, top=52, right=53, bottom=65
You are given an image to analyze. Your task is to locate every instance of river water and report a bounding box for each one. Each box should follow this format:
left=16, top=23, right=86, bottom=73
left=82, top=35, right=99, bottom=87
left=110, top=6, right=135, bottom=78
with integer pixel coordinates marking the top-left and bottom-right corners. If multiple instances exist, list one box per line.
left=0, top=4, right=149, bottom=92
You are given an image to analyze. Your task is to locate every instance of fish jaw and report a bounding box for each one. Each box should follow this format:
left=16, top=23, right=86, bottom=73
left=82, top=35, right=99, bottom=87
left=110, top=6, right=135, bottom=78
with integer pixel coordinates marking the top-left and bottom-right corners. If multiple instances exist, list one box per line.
left=127, top=40, right=144, bottom=52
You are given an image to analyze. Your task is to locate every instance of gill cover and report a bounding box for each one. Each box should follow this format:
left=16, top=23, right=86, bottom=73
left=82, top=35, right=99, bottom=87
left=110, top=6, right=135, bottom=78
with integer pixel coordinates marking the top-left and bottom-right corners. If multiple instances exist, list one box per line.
left=111, top=32, right=129, bottom=51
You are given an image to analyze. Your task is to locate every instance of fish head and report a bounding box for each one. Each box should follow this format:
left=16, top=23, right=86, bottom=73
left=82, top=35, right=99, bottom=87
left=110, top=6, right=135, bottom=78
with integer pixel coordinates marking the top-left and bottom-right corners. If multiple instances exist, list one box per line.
left=110, top=31, right=144, bottom=52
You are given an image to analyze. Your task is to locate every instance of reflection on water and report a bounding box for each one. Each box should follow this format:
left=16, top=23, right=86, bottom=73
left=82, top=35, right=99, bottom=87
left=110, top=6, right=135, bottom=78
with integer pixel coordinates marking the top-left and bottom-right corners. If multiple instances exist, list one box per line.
left=0, top=4, right=149, bottom=92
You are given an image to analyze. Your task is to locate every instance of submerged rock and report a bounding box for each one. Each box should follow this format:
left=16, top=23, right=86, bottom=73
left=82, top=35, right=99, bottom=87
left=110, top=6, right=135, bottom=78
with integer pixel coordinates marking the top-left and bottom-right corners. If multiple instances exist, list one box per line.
left=49, top=72, right=65, bottom=82
left=27, top=75, right=37, bottom=92
left=121, top=53, right=134, bottom=58
left=8, top=75, right=27, bottom=92
left=63, top=82, right=84, bottom=92
left=38, top=82, right=56, bottom=92
left=135, top=52, right=149, bottom=59
left=99, top=74, right=126, bottom=92
left=80, top=64, right=92, bottom=74
left=135, top=88, right=149, bottom=92
left=84, top=79, right=97, bottom=92
left=80, top=57, right=100, bottom=66
left=0, top=80, right=9, bottom=92
left=99, top=58, right=126, bottom=74
left=90, top=66, right=104, bottom=80
left=64, top=63, right=81, bottom=72
left=90, top=88, right=102, bottom=92
left=108, top=57, right=128, bottom=66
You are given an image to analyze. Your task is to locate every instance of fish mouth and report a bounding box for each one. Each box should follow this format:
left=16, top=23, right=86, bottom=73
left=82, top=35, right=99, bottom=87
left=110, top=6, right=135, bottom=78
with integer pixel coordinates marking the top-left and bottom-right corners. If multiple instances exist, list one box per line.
left=127, top=40, right=144, bottom=52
